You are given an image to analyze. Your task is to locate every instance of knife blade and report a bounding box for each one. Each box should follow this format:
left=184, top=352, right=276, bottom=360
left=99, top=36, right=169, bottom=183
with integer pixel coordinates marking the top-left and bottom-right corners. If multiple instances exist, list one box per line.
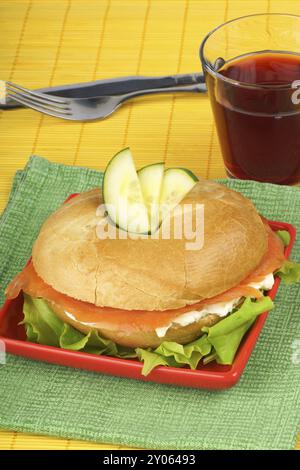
left=1, top=73, right=205, bottom=109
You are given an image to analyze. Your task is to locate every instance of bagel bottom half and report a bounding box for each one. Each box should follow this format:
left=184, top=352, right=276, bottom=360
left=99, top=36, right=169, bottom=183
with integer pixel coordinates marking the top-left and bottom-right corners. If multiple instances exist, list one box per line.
left=51, top=300, right=221, bottom=348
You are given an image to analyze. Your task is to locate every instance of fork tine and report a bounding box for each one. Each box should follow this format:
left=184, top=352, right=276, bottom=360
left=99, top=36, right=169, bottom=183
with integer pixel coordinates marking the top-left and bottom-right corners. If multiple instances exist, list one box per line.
left=6, top=81, right=69, bottom=105
left=7, top=87, right=71, bottom=111
left=9, top=93, right=74, bottom=120
left=7, top=90, right=72, bottom=114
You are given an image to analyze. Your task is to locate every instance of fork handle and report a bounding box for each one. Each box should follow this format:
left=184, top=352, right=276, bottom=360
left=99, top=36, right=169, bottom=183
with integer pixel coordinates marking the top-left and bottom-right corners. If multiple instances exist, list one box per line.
left=120, top=83, right=206, bottom=102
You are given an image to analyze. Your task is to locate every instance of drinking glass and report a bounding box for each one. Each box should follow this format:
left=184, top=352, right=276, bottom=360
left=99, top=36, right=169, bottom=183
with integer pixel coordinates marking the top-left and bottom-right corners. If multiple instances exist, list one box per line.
left=200, top=13, right=300, bottom=184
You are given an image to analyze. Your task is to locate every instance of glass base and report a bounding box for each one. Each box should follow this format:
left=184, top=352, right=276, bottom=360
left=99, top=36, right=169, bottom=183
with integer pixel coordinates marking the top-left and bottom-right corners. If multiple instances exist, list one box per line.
left=224, top=166, right=300, bottom=185
left=225, top=168, right=240, bottom=179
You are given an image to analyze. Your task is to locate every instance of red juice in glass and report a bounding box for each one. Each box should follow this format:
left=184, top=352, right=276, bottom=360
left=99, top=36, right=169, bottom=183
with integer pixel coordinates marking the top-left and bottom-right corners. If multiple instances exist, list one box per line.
left=200, top=14, right=300, bottom=184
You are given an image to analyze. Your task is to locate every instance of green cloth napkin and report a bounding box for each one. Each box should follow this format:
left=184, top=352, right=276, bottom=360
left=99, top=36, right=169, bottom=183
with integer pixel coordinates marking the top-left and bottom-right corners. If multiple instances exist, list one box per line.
left=0, top=156, right=299, bottom=450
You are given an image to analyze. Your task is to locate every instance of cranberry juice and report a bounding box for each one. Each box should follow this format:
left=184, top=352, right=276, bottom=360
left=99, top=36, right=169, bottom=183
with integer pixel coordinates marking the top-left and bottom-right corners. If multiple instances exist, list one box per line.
left=206, top=52, right=300, bottom=184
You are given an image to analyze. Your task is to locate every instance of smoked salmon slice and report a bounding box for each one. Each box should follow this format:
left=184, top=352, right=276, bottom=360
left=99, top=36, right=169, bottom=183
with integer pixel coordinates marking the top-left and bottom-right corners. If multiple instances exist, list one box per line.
left=5, top=225, right=285, bottom=332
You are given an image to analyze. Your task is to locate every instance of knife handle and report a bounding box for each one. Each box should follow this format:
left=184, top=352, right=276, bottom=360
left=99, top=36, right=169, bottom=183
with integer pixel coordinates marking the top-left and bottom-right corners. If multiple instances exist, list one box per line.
left=1, top=73, right=205, bottom=109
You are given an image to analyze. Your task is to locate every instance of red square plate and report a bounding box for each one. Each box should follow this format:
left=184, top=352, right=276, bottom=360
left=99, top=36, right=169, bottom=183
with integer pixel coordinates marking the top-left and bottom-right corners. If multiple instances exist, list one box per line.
left=0, top=201, right=296, bottom=389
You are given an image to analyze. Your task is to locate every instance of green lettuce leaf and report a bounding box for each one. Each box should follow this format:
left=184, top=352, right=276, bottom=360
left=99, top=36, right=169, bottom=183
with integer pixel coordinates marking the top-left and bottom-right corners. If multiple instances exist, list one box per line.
left=137, top=335, right=212, bottom=376
left=137, top=297, right=273, bottom=374
left=22, top=295, right=136, bottom=358
left=22, top=294, right=274, bottom=376
left=136, top=349, right=179, bottom=376
left=276, top=260, right=300, bottom=284
left=276, top=230, right=291, bottom=247
left=202, top=296, right=274, bottom=364
left=155, top=335, right=212, bottom=369
left=22, top=294, right=64, bottom=346
left=24, top=322, right=39, bottom=344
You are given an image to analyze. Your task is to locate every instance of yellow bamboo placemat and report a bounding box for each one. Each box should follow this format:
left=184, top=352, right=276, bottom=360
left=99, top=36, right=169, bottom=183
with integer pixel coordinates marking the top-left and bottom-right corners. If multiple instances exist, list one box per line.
left=0, top=0, right=299, bottom=450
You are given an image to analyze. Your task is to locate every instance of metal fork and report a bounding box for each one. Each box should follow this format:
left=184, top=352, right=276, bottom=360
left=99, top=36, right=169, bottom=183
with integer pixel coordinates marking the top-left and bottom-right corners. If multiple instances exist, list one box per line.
left=4, top=81, right=206, bottom=121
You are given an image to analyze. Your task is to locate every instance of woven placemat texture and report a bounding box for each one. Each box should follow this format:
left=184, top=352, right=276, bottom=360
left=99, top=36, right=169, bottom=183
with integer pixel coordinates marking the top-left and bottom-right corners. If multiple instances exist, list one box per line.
left=0, top=156, right=299, bottom=450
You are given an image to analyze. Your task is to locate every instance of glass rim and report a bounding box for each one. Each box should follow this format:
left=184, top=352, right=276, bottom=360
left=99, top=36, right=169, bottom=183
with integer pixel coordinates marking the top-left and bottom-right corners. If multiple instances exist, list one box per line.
left=199, top=12, right=300, bottom=90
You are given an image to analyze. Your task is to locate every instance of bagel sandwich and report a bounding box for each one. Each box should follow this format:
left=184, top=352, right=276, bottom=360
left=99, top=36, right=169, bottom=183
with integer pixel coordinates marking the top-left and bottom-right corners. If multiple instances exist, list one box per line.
left=6, top=174, right=299, bottom=375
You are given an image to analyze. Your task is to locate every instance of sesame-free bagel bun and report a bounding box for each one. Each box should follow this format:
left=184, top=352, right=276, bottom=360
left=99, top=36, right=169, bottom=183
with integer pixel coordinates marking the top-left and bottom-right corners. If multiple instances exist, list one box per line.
left=32, top=179, right=268, bottom=316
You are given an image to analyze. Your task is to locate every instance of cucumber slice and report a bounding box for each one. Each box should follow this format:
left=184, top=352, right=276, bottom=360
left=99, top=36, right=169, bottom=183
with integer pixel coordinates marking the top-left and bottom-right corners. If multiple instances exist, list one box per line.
left=102, top=148, right=149, bottom=233
left=138, top=162, right=165, bottom=231
left=159, top=168, right=198, bottom=220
